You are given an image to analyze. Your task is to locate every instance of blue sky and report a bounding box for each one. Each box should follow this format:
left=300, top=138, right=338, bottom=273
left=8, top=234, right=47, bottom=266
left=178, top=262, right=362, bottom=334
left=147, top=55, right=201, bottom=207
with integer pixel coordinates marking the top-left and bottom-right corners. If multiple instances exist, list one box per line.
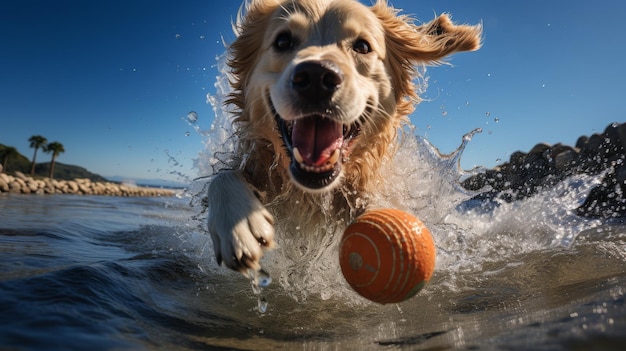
left=1, top=1, right=625, bottom=184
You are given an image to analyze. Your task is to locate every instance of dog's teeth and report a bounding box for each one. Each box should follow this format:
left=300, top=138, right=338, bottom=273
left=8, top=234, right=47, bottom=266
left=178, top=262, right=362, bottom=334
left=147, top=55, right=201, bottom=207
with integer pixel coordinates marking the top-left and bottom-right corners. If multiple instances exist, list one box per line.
left=328, top=149, right=340, bottom=165
left=293, top=147, right=304, bottom=163
left=293, top=147, right=340, bottom=173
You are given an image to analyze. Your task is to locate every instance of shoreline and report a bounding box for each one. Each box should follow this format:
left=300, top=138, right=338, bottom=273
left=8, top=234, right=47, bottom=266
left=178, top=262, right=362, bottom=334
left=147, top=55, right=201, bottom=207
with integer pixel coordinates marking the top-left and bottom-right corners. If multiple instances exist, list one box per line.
left=0, top=171, right=178, bottom=197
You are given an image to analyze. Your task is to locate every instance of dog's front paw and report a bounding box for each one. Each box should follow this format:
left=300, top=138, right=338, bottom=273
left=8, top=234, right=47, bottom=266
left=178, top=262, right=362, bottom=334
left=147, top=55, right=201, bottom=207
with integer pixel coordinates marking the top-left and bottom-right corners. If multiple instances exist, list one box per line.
left=207, top=172, right=275, bottom=272
left=209, top=201, right=275, bottom=271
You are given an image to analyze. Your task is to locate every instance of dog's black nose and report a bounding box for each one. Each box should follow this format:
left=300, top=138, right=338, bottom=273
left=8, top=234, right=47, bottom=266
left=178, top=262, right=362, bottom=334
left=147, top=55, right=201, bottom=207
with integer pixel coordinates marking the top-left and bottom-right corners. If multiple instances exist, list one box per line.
left=291, top=60, right=343, bottom=101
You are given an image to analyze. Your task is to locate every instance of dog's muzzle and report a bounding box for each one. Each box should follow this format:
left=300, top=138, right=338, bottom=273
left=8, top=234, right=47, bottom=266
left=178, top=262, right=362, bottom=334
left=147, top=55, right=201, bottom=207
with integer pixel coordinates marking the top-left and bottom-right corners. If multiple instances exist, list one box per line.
left=272, top=60, right=361, bottom=190
left=278, top=115, right=359, bottom=190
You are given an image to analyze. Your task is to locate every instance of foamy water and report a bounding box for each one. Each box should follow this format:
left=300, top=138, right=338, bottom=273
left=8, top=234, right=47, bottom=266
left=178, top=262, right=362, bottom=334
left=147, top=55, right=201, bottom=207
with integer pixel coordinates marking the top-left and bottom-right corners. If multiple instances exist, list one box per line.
left=189, top=54, right=612, bottom=304
left=156, top=53, right=626, bottom=350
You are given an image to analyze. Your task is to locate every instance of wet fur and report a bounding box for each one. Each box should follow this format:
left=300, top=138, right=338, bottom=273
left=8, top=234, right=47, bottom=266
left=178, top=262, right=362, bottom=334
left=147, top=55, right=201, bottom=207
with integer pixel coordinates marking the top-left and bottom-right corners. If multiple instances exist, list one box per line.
left=208, top=0, right=481, bottom=272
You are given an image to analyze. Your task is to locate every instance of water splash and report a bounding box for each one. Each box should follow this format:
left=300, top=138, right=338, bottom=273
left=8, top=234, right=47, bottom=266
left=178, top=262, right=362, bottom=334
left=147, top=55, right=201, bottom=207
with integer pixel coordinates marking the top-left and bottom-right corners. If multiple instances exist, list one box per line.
left=191, top=54, right=238, bottom=178
left=180, top=111, right=203, bottom=138
left=248, top=268, right=272, bottom=314
left=186, top=111, right=198, bottom=124
left=188, top=51, right=606, bottom=304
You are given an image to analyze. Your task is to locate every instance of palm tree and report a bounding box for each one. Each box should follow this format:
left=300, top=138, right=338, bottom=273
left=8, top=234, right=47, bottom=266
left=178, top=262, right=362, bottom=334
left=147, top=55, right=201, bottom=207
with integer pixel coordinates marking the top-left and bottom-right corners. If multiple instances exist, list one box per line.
left=43, top=142, right=65, bottom=179
left=0, top=146, right=19, bottom=173
left=28, top=135, right=48, bottom=175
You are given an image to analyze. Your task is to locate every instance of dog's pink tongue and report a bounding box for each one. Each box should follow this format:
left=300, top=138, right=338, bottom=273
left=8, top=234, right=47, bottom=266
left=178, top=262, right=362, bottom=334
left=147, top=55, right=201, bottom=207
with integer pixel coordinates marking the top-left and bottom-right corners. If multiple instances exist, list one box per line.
left=292, top=116, right=343, bottom=166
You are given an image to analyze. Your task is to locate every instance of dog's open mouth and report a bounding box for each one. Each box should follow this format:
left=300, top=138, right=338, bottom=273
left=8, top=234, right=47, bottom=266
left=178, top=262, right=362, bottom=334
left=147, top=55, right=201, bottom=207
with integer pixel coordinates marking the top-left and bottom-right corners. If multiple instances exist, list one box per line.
left=272, top=101, right=360, bottom=190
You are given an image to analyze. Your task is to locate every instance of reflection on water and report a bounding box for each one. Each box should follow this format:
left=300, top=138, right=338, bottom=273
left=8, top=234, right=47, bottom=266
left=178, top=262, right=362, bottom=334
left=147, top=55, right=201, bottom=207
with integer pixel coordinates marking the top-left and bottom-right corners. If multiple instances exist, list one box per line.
left=0, top=187, right=625, bottom=350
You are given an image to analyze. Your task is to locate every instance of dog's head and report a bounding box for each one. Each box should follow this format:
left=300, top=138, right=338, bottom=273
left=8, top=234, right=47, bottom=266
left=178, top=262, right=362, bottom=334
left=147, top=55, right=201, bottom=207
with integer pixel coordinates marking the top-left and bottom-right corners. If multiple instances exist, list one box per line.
left=228, top=0, right=481, bottom=193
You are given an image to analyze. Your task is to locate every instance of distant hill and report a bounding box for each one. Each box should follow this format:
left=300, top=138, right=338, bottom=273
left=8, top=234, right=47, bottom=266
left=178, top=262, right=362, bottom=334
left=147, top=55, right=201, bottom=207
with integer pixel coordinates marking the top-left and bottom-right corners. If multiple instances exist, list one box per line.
left=0, top=143, right=30, bottom=171
left=1, top=143, right=107, bottom=182
left=33, top=162, right=108, bottom=182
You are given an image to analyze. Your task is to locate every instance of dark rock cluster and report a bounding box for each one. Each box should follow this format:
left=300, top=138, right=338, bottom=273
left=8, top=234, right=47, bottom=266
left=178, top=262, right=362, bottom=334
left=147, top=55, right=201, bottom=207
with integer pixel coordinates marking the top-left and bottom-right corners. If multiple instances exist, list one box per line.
left=462, top=122, right=626, bottom=219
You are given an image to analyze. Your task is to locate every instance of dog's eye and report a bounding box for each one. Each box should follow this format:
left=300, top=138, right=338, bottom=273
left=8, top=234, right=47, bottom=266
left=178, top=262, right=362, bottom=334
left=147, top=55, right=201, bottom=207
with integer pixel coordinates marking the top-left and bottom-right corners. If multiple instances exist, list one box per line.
left=352, top=39, right=371, bottom=54
left=273, top=32, right=295, bottom=52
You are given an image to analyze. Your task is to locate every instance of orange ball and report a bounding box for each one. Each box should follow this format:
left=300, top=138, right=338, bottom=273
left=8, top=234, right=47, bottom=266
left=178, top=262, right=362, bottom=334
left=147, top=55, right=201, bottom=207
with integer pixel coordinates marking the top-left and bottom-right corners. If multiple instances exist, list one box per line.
left=339, top=209, right=436, bottom=304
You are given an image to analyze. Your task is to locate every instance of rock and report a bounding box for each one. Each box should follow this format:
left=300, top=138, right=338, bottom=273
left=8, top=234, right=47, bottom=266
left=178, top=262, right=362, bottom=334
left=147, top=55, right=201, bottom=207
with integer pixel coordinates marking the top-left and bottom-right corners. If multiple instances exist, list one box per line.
left=14, top=178, right=26, bottom=188
left=509, top=151, right=527, bottom=169
left=528, top=142, right=551, bottom=156
left=575, top=135, right=588, bottom=149
left=602, top=123, right=624, bottom=156
left=67, top=181, right=79, bottom=193
left=0, top=174, right=178, bottom=198
left=617, top=123, right=626, bottom=151
left=78, top=183, right=91, bottom=194
left=14, top=171, right=28, bottom=181
left=27, top=181, right=39, bottom=192
left=554, top=149, right=577, bottom=171
left=463, top=121, right=626, bottom=218
left=9, top=181, right=21, bottom=193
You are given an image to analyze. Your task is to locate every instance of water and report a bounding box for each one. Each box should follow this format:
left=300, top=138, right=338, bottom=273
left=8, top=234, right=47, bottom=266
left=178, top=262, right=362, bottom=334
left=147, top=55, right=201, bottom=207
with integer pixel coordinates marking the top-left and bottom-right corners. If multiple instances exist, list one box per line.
left=1, top=162, right=625, bottom=350
left=2, top=62, right=626, bottom=350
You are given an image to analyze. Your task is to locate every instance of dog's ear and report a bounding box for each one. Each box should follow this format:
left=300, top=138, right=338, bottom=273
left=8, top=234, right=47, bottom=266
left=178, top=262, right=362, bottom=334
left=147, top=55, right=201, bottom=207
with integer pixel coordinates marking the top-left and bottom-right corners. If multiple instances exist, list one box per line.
left=413, top=14, right=482, bottom=62
left=371, top=1, right=482, bottom=114
left=372, top=2, right=482, bottom=64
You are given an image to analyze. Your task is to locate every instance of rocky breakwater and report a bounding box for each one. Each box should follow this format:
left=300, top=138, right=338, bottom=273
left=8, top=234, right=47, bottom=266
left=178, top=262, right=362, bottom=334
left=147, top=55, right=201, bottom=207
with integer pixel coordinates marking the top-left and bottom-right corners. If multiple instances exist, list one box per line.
left=0, top=171, right=176, bottom=197
left=463, top=122, right=626, bottom=219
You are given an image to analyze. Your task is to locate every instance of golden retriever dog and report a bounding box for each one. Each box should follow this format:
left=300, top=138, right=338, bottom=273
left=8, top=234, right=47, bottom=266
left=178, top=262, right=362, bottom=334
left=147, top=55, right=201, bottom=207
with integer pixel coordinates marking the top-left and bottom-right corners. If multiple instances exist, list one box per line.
left=208, top=0, right=481, bottom=272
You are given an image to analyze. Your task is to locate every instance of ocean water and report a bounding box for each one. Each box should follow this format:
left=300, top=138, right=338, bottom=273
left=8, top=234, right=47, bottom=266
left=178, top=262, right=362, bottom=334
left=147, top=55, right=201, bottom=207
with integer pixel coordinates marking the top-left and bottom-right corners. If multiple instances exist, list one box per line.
left=2, top=58, right=626, bottom=350
left=2, top=130, right=626, bottom=350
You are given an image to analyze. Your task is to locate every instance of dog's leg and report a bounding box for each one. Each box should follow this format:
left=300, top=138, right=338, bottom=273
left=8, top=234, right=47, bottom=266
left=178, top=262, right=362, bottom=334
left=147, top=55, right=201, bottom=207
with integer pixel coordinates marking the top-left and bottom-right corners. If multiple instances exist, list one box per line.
left=207, top=171, right=275, bottom=272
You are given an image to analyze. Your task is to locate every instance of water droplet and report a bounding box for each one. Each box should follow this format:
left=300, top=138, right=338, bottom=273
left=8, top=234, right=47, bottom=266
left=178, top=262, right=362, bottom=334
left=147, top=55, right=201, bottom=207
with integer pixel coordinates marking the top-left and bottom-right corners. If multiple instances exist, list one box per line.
left=426, top=125, right=432, bottom=130
left=248, top=268, right=271, bottom=314
left=187, top=111, right=198, bottom=123
left=494, top=117, right=499, bottom=123
left=185, top=131, right=190, bottom=137
left=487, top=73, right=491, bottom=77
left=496, top=158, right=502, bottom=163
left=257, top=270, right=272, bottom=288
left=175, top=33, right=182, bottom=39
left=485, top=112, right=491, bottom=117
left=199, top=35, right=205, bottom=40
left=206, top=93, right=217, bottom=106
left=258, top=297, right=268, bottom=313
